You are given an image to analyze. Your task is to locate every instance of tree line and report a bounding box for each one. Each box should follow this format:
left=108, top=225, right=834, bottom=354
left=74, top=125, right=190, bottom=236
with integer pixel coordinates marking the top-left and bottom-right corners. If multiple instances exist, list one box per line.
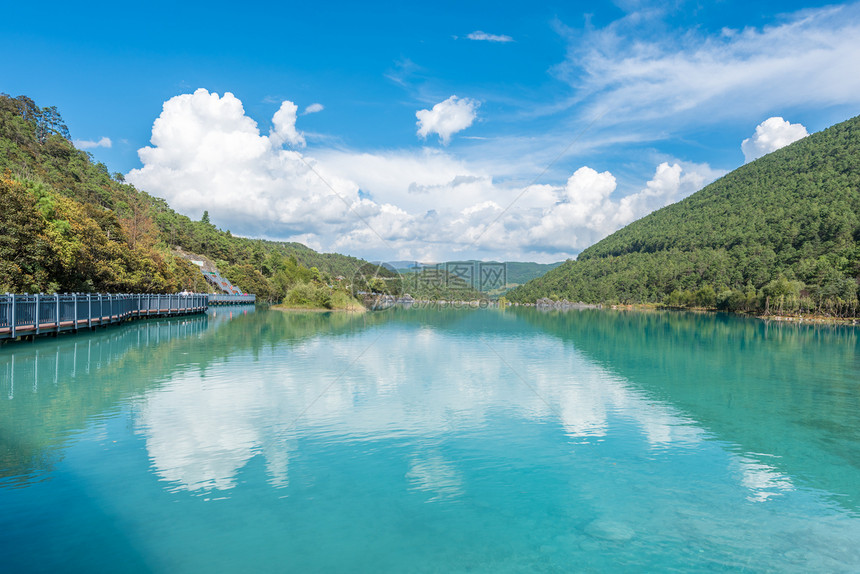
left=0, top=94, right=367, bottom=306
left=508, top=114, right=860, bottom=318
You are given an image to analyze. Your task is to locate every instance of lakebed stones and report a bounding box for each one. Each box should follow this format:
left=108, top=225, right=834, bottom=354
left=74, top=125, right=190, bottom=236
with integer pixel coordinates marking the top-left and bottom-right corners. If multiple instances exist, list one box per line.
left=584, top=518, right=636, bottom=542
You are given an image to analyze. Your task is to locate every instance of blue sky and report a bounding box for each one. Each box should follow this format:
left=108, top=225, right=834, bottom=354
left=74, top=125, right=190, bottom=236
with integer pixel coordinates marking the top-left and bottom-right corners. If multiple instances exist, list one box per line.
left=3, top=0, right=859, bottom=262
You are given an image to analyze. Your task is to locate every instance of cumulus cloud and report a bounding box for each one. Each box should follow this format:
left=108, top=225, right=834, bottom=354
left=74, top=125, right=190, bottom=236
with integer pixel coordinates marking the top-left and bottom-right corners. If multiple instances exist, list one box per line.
left=324, top=156, right=719, bottom=259
left=527, top=167, right=618, bottom=250
left=416, top=96, right=479, bottom=145
left=741, top=117, right=809, bottom=163
left=128, top=89, right=720, bottom=263
left=127, top=89, right=364, bottom=240
left=75, top=136, right=112, bottom=149
left=303, top=103, right=324, bottom=115
left=270, top=101, right=305, bottom=147
left=557, top=4, right=860, bottom=126
left=467, top=31, right=513, bottom=43
left=525, top=162, right=719, bottom=252
left=615, top=162, right=713, bottom=224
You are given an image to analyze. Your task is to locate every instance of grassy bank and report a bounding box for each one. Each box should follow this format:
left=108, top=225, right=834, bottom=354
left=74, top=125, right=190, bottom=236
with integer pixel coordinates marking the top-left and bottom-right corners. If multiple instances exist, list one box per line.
left=272, top=282, right=365, bottom=312
left=272, top=303, right=365, bottom=313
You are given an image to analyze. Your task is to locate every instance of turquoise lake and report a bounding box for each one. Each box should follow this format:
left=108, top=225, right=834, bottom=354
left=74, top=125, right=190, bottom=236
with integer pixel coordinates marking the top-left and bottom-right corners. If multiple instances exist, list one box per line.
left=1, top=306, right=859, bottom=572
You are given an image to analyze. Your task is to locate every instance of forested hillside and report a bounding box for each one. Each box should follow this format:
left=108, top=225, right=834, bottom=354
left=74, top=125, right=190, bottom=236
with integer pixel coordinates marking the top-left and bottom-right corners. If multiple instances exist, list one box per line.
left=503, top=261, right=563, bottom=286
left=0, top=94, right=367, bottom=304
left=508, top=114, right=860, bottom=317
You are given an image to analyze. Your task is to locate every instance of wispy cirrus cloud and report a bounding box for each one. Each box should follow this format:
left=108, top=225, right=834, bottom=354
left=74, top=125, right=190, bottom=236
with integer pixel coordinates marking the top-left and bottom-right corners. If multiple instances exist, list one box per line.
left=303, top=103, right=324, bottom=115
left=467, top=31, right=513, bottom=43
left=75, top=136, right=112, bottom=149
left=556, top=3, right=860, bottom=126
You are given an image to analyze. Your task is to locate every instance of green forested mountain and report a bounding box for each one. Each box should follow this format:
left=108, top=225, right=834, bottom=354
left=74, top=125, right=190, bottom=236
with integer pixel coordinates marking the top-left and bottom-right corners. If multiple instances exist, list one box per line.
left=508, top=114, right=860, bottom=317
left=0, top=94, right=367, bottom=304
left=398, top=268, right=485, bottom=300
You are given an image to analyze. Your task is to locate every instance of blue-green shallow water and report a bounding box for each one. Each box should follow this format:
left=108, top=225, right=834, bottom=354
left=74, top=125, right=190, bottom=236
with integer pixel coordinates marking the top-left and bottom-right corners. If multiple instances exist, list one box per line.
left=1, top=306, right=858, bottom=573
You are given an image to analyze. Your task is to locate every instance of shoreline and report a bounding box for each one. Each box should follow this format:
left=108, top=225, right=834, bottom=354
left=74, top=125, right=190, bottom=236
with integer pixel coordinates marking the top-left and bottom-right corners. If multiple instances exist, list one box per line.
left=269, top=299, right=858, bottom=325
left=756, top=313, right=859, bottom=325
left=608, top=303, right=859, bottom=325
left=271, top=304, right=366, bottom=314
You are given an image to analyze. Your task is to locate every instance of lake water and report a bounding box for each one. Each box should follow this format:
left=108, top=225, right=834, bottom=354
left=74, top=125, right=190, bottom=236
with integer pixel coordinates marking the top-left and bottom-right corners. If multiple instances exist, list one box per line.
left=1, top=306, right=859, bottom=573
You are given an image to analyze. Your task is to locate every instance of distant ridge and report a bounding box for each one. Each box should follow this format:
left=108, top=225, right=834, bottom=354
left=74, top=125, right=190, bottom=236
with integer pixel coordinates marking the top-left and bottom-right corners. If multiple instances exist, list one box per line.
left=391, top=260, right=563, bottom=292
left=508, top=114, right=860, bottom=317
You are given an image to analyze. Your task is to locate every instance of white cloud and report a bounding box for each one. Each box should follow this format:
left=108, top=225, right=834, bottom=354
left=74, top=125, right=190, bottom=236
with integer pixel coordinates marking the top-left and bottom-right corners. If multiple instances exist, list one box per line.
left=315, top=148, right=499, bottom=215
left=557, top=4, right=860, bottom=126
left=127, top=89, right=365, bottom=240
left=467, top=31, right=514, bottom=43
left=324, top=158, right=719, bottom=260
left=270, top=100, right=305, bottom=147
left=75, top=136, right=112, bottom=149
left=525, top=162, right=720, bottom=252
left=526, top=167, right=618, bottom=250
left=128, top=89, right=720, bottom=263
left=416, top=96, right=479, bottom=145
left=615, top=161, right=714, bottom=224
left=741, top=117, right=809, bottom=163
left=303, top=103, right=324, bottom=115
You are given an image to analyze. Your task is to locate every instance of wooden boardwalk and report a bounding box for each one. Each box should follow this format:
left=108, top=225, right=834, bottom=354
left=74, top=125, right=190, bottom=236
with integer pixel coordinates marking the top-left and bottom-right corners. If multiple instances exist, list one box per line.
left=0, top=293, right=209, bottom=342
left=208, top=293, right=256, bottom=305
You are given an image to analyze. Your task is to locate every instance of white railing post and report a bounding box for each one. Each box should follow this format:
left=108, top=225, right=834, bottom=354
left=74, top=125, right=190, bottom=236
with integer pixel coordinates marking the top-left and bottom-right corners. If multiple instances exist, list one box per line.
left=11, top=294, right=16, bottom=339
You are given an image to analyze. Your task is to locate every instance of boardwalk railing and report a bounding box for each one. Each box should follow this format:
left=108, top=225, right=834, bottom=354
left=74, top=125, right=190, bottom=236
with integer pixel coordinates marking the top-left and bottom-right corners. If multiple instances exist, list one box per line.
left=208, top=294, right=256, bottom=305
left=0, top=293, right=208, bottom=341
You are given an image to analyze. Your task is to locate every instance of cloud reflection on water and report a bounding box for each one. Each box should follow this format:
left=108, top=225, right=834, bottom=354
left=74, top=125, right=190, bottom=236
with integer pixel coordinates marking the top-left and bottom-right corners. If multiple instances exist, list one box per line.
left=134, top=320, right=789, bottom=504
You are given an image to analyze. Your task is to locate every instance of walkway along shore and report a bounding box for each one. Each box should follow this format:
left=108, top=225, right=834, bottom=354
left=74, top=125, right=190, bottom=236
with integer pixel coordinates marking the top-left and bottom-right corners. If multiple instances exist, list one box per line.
left=0, top=293, right=210, bottom=343
left=208, top=293, right=256, bottom=305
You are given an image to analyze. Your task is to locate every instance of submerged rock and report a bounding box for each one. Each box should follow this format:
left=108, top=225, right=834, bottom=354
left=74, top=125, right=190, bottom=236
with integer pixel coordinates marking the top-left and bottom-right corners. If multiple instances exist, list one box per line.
left=585, top=519, right=635, bottom=542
